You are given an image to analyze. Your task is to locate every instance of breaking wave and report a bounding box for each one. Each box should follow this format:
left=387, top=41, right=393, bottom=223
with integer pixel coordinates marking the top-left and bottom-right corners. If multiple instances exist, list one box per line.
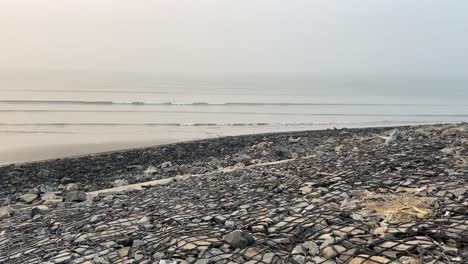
left=0, top=99, right=461, bottom=106
left=0, top=120, right=455, bottom=127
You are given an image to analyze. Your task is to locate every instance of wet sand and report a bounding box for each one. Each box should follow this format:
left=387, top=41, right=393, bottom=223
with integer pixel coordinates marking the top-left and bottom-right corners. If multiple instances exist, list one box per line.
left=0, top=139, right=182, bottom=165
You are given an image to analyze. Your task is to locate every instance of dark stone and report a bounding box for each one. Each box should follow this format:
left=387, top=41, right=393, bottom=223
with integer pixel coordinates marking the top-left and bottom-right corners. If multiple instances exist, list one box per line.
left=224, top=230, right=255, bottom=249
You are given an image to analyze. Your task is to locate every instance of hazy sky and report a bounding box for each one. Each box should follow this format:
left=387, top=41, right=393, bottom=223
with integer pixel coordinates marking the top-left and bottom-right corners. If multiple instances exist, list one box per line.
left=1, top=0, right=467, bottom=75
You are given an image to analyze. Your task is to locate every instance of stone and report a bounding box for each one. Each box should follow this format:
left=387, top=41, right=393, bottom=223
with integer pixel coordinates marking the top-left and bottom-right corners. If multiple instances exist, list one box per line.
left=100, top=241, right=117, bottom=248
left=289, top=137, right=301, bottom=143
left=224, top=230, right=255, bottom=249
left=93, top=255, right=110, bottom=264
left=43, top=199, right=63, bottom=206
left=214, top=215, right=227, bottom=224
left=0, top=207, right=12, bottom=219
left=251, top=225, right=266, bottom=233
left=41, top=192, right=59, bottom=201
left=160, top=161, right=173, bottom=169
left=153, top=252, right=165, bottom=261
left=291, top=244, right=305, bottom=255
left=90, top=214, right=106, bottom=223
left=65, top=191, right=87, bottom=202
left=398, top=256, right=421, bottom=264
left=322, top=245, right=346, bottom=258
left=335, top=145, right=345, bottom=152
left=95, top=225, right=108, bottom=232
left=311, top=256, right=335, bottom=264
left=133, top=239, right=146, bottom=247
left=235, top=154, right=252, bottom=166
left=20, top=193, right=38, bottom=203
left=118, top=247, right=130, bottom=257
left=290, top=254, right=306, bottom=264
left=272, top=145, right=289, bottom=158
left=302, top=241, right=319, bottom=255
left=37, top=183, right=56, bottom=193
left=340, top=198, right=357, bottom=210
left=144, top=166, right=159, bottom=174
left=349, top=255, right=391, bottom=264
left=442, top=245, right=458, bottom=255
left=65, top=183, right=82, bottom=191
left=113, top=179, right=129, bottom=187
left=53, top=254, right=71, bottom=264
left=299, top=186, right=312, bottom=195
left=31, top=205, right=49, bottom=217
left=442, top=127, right=465, bottom=135
left=159, top=260, right=178, bottom=264
left=137, top=216, right=151, bottom=225
left=225, top=220, right=236, bottom=229
left=3, top=197, right=11, bottom=205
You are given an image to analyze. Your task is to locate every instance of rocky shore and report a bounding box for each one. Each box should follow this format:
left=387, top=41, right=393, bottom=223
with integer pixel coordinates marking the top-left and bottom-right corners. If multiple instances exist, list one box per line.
left=0, top=124, right=467, bottom=264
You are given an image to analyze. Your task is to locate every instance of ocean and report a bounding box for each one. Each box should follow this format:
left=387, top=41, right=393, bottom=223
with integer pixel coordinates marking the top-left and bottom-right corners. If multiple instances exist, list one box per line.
left=0, top=72, right=467, bottom=164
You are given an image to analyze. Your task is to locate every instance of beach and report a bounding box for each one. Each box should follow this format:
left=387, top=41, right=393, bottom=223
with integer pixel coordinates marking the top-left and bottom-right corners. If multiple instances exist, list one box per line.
left=0, top=123, right=466, bottom=263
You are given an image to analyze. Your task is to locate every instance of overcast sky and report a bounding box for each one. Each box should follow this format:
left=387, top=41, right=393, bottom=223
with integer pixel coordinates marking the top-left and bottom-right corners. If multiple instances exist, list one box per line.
left=1, top=0, right=467, bottom=75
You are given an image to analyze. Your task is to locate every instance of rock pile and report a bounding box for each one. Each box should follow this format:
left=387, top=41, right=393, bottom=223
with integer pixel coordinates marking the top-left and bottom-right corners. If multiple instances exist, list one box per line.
left=0, top=124, right=467, bottom=263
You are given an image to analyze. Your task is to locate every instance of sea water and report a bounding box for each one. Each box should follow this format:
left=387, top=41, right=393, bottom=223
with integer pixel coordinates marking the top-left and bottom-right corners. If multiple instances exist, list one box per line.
left=0, top=72, right=467, bottom=163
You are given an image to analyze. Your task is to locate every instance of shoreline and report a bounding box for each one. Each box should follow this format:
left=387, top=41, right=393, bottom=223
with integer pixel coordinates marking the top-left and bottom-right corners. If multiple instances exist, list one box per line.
left=0, top=122, right=452, bottom=166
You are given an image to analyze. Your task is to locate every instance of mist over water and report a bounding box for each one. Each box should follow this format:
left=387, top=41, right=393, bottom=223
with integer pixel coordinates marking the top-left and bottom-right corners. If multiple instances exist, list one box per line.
left=0, top=72, right=467, bottom=164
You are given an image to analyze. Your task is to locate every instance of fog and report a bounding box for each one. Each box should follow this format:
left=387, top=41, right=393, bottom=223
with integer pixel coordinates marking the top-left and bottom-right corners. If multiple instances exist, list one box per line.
left=1, top=0, right=467, bottom=75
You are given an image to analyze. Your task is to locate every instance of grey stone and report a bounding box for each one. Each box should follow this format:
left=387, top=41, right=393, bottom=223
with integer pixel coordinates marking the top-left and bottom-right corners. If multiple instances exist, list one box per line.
left=225, top=220, right=236, bottom=229
left=65, top=183, right=82, bottom=191
left=133, top=239, right=146, bottom=247
left=20, top=193, right=38, bottom=203
left=214, top=215, right=227, bottom=224
left=322, top=245, right=346, bottom=258
left=53, top=254, right=71, bottom=264
left=272, top=145, right=289, bottom=158
left=90, top=214, right=106, bottom=223
left=224, top=230, right=255, bottom=249
left=100, top=241, right=117, bottom=248
left=37, top=183, right=56, bottom=193
left=251, top=225, right=266, bottom=233
left=133, top=250, right=144, bottom=261
left=2, top=197, right=11, bottom=205
left=292, top=245, right=305, bottom=255
left=31, top=205, right=49, bottom=217
left=235, top=154, right=252, bottom=166
left=113, top=179, right=129, bottom=187
left=93, top=255, right=110, bottom=264
left=65, top=191, right=87, bottom=202
left=291, top=254, right=306, bottom=264
left=137, top=216, right=151, bottom=225
left=302, top=241, right=319, bottom=256
left=160, top=161, right=173, bottom=169
left=0, top=207, right=12, bottom=219
left=153, top=252, right=165, bottom=261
